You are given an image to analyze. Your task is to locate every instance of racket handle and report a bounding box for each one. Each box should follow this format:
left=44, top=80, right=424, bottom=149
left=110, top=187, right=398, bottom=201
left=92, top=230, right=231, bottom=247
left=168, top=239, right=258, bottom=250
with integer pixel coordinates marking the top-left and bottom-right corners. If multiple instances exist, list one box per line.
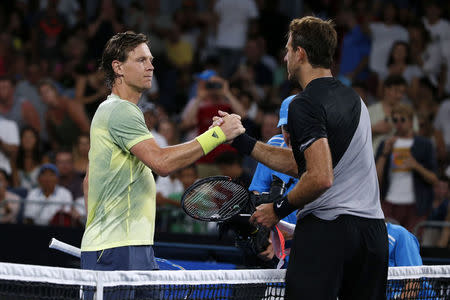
left=49, top=238, right=81, bottom=258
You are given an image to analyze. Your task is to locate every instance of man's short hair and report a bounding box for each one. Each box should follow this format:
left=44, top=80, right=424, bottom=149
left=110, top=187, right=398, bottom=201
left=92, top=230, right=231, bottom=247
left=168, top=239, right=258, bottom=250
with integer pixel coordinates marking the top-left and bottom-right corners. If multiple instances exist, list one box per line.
left=0, top=75, right=16, bottom=86
left=288, top=16, right=337, bottom=69
left=391, top=103, right=414, bottom=121
left=100, top=31, right=149, bottom=89
left=384, top=75, right=407, bottom=88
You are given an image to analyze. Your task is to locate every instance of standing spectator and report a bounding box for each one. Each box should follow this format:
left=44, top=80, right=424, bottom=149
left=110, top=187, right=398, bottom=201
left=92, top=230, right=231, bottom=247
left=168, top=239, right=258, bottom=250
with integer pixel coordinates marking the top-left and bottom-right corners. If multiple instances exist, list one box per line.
left=422, top=1, right=450, bottom=45
left=55, top=149, right=83, bottom=200
left=87, top=0, right=124, bottom=61
left=23, top=163, right=73, bottom=226
left=74, top=69, right=108, bottom=120
left=0, top=116, right=19, bottom=176
left=433, top=97, right=450, bottom=157
left=214, top=0, right=259, bottom=77
left=337, top=9, right=371, bottom=85
left=181, top=71, right=245, bottom=177
left=13, top=126, right=43, bottom=191
left=408, top=22, right=442, bottom=88
left=31, top=0, right=67, bottom=61
left=0, top=76, right=41, bottom=133
left=38, top=79, right=90, bottom=150
left=375, top=103, right=438, bottom=232
left=72, top=133, right=89, bottom=176
left=0, top=169, right=20, bottom=224
left=366, top=2, right=409, bottom=78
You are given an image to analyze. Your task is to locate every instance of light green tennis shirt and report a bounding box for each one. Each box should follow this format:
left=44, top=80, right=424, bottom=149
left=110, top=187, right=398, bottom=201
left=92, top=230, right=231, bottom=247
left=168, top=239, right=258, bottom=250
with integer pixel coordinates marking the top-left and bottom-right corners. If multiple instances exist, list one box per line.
left=81, top=94, right=155, bottom=251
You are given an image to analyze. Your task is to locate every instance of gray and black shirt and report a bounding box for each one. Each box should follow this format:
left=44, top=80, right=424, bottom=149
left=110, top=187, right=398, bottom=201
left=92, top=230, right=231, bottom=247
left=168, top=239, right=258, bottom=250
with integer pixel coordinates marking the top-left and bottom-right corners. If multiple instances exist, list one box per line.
left=288, top=77, right=384, bottom=220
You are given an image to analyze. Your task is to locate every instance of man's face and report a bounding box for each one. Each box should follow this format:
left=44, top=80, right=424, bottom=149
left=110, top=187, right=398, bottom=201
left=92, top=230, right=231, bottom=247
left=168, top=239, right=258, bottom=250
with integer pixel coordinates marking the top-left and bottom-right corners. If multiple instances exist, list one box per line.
left=385, top=84, right=406, bottom=104
left=38, top=170, right=58, bottom=193
left=284, top=35, right=299, bottom=82
left=0, top=80, right=14, bottom=102
left=39, top=84, right=58, bottom=106
left=119, top=43, right=154, bottom=93
left=392, top=113, right=412, bottom=136
left=55, top=152, right=74, bottom=176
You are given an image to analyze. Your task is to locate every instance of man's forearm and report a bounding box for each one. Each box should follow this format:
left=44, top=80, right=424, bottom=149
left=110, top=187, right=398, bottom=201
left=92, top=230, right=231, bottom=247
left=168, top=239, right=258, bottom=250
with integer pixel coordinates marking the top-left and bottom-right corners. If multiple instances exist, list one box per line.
left=251, top=142, right=298, bottom=177
left=287, top=170, right=331, bottom=209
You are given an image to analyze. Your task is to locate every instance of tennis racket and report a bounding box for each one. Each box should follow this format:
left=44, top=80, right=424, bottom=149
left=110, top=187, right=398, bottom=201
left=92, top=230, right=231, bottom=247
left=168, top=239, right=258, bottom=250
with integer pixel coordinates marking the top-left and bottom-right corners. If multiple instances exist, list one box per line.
left=181, top=176, right=253, bottom=222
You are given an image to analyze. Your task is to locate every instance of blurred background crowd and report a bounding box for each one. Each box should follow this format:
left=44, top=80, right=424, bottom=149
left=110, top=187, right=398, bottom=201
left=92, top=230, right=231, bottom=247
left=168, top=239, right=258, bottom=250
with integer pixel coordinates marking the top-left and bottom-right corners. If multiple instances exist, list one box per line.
left=0, top=0, right=450, bottom=250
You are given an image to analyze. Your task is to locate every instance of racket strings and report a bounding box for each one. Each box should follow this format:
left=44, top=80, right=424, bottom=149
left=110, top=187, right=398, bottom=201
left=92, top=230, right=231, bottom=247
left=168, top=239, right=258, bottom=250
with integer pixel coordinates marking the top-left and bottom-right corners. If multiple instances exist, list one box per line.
left=183, top=180, right=248, bottom=220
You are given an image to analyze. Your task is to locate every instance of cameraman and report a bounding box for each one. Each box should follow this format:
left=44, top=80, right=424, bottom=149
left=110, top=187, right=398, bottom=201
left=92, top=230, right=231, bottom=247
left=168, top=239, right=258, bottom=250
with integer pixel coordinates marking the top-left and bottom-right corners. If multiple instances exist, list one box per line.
left=248, top=95, right=298, bottom=266
left=181, top=70, right=246, bottom=177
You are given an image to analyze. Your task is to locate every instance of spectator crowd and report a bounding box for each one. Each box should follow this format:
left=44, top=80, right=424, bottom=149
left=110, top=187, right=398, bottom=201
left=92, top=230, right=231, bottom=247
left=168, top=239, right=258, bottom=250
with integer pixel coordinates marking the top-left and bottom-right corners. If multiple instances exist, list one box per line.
left=0, top=0, right=450, bottom=249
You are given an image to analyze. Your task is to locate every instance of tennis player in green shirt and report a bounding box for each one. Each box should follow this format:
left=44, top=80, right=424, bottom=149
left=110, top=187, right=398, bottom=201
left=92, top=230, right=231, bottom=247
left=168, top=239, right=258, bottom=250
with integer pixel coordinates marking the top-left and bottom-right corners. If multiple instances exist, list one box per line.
left=80, top=32, right=244, bottom=272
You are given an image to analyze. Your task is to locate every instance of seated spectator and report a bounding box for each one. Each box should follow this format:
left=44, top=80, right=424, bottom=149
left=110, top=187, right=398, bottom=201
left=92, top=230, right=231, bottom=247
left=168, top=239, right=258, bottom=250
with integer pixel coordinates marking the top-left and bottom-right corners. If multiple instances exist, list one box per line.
left=375, top=103, right=438, bottom=232
left=155, top=164, right=198, bottom=233
left=215, top=151, right=252, bottom=188
left=0, top=169, right=20, bottom=224
left=14, top=126, right=43, bottom=190
left=140, top=102, right=168, bottom=147
left=368, top=75, right=408, bottom=152
left=72, top=133, right=89, bottom=176
left=38, top=79, right=90, bottom=150
left=23, top=163, right=73, bottom=226
left=0, top=116, right=20, bottom=176
left=422, top=179, right=449, bottom=246
left=379, top=41, right=422, bottom=100
left=0, top=76, right=41, bottom=133
left=157, top=118, right=179, bottom=146
left=55, top=149, right=83, bottom=200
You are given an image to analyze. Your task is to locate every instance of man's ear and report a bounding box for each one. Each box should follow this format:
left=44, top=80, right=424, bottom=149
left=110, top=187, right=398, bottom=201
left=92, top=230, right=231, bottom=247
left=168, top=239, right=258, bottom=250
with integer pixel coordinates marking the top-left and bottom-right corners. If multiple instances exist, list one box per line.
left=112, top=60, right=123, bottom=76
left=296, top=47, right=307, bottom=64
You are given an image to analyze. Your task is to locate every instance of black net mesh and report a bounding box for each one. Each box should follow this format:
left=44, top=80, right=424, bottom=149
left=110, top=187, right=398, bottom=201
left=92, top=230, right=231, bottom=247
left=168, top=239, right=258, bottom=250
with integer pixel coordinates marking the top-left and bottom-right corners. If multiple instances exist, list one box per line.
left=0, top=279, right=95, bottom=300
left=0, top=263, right=449, bottom=300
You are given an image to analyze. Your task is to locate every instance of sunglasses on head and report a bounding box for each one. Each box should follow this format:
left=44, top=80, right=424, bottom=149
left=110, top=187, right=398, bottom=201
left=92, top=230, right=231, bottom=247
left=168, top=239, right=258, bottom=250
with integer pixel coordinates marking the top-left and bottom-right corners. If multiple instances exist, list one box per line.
left=392, top=117, right=406, bottom=124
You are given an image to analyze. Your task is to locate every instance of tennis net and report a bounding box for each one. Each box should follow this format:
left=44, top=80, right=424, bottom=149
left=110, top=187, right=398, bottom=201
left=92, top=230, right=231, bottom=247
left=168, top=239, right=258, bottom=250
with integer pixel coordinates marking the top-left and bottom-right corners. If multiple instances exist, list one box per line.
left=0, top=262, right=449, bottom=299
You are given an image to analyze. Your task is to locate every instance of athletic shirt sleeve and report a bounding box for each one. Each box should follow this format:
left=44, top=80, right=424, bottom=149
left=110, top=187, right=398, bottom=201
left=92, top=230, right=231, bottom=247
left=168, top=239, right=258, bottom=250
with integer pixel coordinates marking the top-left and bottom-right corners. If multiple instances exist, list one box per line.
left=108, top=102, right=153, bottom=152
left=288, top=96, right=328, bottom=173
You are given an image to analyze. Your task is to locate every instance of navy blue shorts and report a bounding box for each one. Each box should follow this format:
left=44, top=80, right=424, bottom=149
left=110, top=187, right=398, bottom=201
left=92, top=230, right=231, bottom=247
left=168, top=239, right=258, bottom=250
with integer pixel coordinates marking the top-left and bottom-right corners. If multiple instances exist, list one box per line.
left=81, top=245, right=159, bottom=271
left=81, top=245, right=160, bottom=299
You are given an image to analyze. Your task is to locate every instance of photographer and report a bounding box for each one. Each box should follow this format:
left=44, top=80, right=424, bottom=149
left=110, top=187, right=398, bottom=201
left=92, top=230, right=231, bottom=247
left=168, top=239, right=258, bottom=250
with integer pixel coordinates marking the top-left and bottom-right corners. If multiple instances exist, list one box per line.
left=181, top=70, right=246, bottom=177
